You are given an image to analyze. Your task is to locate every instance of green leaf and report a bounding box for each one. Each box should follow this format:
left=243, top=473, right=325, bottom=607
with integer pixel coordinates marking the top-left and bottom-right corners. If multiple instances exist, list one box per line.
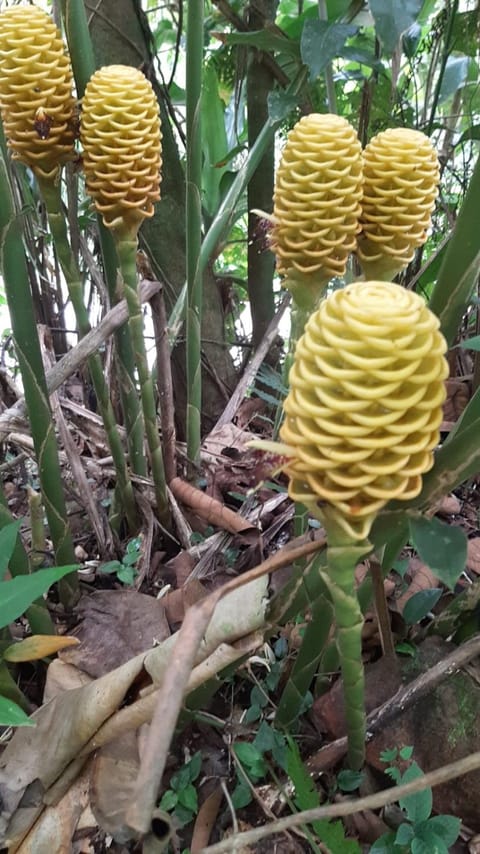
left=231, top=782, right=252, bottom=809
left=411, top=835, right=448, bottom=854
left=399, top=746, right=414, bottom=760
left=337, top=769, right=364, bottom=792
left=368, top=0, right=424, bottom=55
left=409, top=516, right=467, bottom=590
left=0, top=694, right=35, bottom=727
left=188, top=750, right=202, bottom=782
left=369, top=831, right=397, bottom=853
left=459, top=334, right=480, bottom=351
left=399, top=762, right=432, bottom=823
left=267, top=89, right=298, bottom=123
left=380, top=748, right=398, bottom=763
left=0, top=564, right=79, bottom=629
left=0, top=521, right=21, bottom=581
left=300, top=19, right=357, bottom=80
left=395, top=642, right=416, bottom=657
left=177, top=783, right=198, bottom=813
left=403, top=589, right=443, bottom=625
left=98, top=560, right=122, bottom=574
left=417, top=815, right=461, bottom=846
left=159, top=789, right=178, bottom=812
left=220, top=30, right=298, bottom=56
left=234, top=742, right=267, bottom=779
left=439, top=55, right=470, bottom=103
left=116, top=566, right=136, bottom=585
left=395, top=822, right=414, bottom=846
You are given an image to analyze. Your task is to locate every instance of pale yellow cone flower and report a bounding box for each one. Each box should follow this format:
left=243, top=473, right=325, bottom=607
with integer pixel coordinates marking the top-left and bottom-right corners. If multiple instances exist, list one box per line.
left=81, top=65, right=161, bottom=240
left=358, top=128, right=439, bottom=280
left=270, top=113, right=363, bottom=299
left=0, top=5, right=77, bottom=180
left=278, top=281, right=448, bottom=540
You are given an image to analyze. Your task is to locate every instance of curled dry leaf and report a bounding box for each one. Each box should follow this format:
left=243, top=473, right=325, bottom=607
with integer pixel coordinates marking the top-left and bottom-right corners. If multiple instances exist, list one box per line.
left=467, top=538, right=480, bottom=575
left=3, top=634, right=80, bottom=663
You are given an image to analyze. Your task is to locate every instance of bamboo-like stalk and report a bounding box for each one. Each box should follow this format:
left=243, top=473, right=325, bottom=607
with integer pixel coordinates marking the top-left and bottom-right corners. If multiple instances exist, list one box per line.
left=115, top=237, right=170, bottom=530
left=320, top=520, right=372, bottom=770
left=185, top=0, right=204, bottom=469
left=60, top=0, right=146, bottom=478
left=37, top=175, right=139, bottom=533
left=0, top=153, right=77, bottom=607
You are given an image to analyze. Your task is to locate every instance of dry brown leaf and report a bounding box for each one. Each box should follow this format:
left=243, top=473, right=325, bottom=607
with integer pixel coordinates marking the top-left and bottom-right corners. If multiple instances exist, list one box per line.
left=59, top=590, right=170, bottom=678
left=467, top=538, right=480, bottom=575
left=170, top=476, right=258, bottom=542
left=43, top=659, right=92, bottom=704
left=191, top=787, right=223, bottom=852
left=162, top=579, right=207, bottom=626
left=90, top=731, right=142, bottom=844
left=443, top=378, right=470, bottom=424
left=435, top=493, right=462, bottom=517
left=3, top=635, right=80, bottom=663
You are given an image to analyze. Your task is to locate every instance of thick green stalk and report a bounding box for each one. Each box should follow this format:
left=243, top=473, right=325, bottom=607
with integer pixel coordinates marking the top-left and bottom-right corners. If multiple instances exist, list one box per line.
left=185, top=0, right=204, bottom=468
left=37, top=176, right=139, bottom=533
left=116, top=237, right=170, bottom=529
left=60, top=0, right=146, bottom=479
left=0, top=156, right=77, bottom=607
left=321, top=518, right=371, bottom=770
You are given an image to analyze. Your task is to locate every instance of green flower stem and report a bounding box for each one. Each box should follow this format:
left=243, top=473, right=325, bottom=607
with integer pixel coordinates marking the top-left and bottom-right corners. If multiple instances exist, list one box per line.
left=116, top=237, right=170, bottom=530
left=37, top=176, right=139, bottom=534
left=0, top=155, right=77, bottom=608
left=185, top=0, right=204, bottom=468
left=99, top=221, right=147, bottom=478
left=321, top=518, right=372, bottom=770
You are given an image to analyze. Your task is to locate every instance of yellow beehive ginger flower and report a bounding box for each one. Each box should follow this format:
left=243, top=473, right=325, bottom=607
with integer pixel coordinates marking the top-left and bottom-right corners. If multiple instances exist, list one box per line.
left=279, top=281, right=448, bottom=540
left=0, top=5, right=77, bottom=180
left=357, top=128, right=440, bottom=280
left=81, top=65, right=161, bottom=240
left=270, top=113, right=363, bottom=301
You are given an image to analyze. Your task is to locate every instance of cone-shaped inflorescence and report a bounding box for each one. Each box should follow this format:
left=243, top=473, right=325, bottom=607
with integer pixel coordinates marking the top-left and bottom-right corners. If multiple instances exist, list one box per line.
left=280, top=281, right=448, bottom=541
left=0, top=5, right=77, bottom=180
left=270, top=113, right=363, bottom=305
left=81, top=64, right=161, bottom=241
left=81, top=65, right=170, bottom=529
left=357, top=128, right=440, bottom=280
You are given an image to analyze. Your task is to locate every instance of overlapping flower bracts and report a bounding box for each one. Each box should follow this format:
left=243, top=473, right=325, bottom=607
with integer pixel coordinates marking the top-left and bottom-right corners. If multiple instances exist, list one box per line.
left=280, top=281, right=448, bottom=540
left=0, top=5, right=77, bottom=179
left=271, top=113, right=363, bottom=289
left=358, top=128, right=440, bottom=279
left=81, top=65, right=161, bottom=239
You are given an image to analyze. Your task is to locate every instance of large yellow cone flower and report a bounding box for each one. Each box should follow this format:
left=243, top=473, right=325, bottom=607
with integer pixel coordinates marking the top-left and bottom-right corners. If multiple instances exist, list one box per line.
left=81, top=65, right=161, bottom=240
left=0, top=5, right=77, bottom=180
left=278, top=281, right=448, bottom=540
left=270, top=113, right=363, bottom=301
left=357, top=128, right=439, bottom=280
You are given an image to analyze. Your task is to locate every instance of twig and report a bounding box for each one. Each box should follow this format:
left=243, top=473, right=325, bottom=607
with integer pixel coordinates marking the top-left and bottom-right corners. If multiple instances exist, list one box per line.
left=200, top=749, right=480, bottom=852
left=124, top=531, right=326, bottom=836
left=368, top=555, right=396, bottom=659
left=213, top=293, right=290, bottom=429
left=0, top=279, right=161, bottom=436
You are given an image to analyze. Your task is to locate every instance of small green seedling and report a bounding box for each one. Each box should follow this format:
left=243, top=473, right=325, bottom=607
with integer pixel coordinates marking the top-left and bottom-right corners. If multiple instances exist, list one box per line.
left=159, top=751, right=202, bottom=827
left=371, top=747, right=461, bottom=853
left=98, top=536, right=142, bottom=585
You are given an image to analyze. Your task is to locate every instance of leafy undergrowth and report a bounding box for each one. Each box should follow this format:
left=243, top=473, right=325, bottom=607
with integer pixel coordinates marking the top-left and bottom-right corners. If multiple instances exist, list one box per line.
left=1, top=394, right=480, bottom=852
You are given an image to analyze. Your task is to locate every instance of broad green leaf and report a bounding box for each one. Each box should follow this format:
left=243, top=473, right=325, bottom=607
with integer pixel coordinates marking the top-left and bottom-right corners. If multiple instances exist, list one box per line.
left=300, top=19, right=357, bottom=80
left=0, top=695, right=35, bottom=727
left=201, top=66, right=229, bottom=218
left=368, top=0, right=424, bottom=55
left=399, top=761, right=432, bottom=823
left=439, top=55, right=470, bottom=103
left=459, top=334, right=480, bottom=351
left=0, top=520, right=21, bottom=581
left=177, top=783, right=197, bottom=813
left=231, top=782, right=252, bottom=809
left=219, top=29, right=298, bottom=57
left=0, top=564, right=79, bottom=629
left=395, top=822, right=414, bottom=846
left=369, top=831, right=397, bottom=853
left=3, top=634, right=79, bottom=662
left=159, top=789, right=177, bottom=811
left=421, top=815, right=461, bottom=846
left=268, top=89, right=299, bottom=122
left=337, top=769, right=363, bottom=792
left=409, top=516, right=467, bottom=590
left=403, top=589, right=442, bottom=625
left=412, top=832, right=449, bottom=854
